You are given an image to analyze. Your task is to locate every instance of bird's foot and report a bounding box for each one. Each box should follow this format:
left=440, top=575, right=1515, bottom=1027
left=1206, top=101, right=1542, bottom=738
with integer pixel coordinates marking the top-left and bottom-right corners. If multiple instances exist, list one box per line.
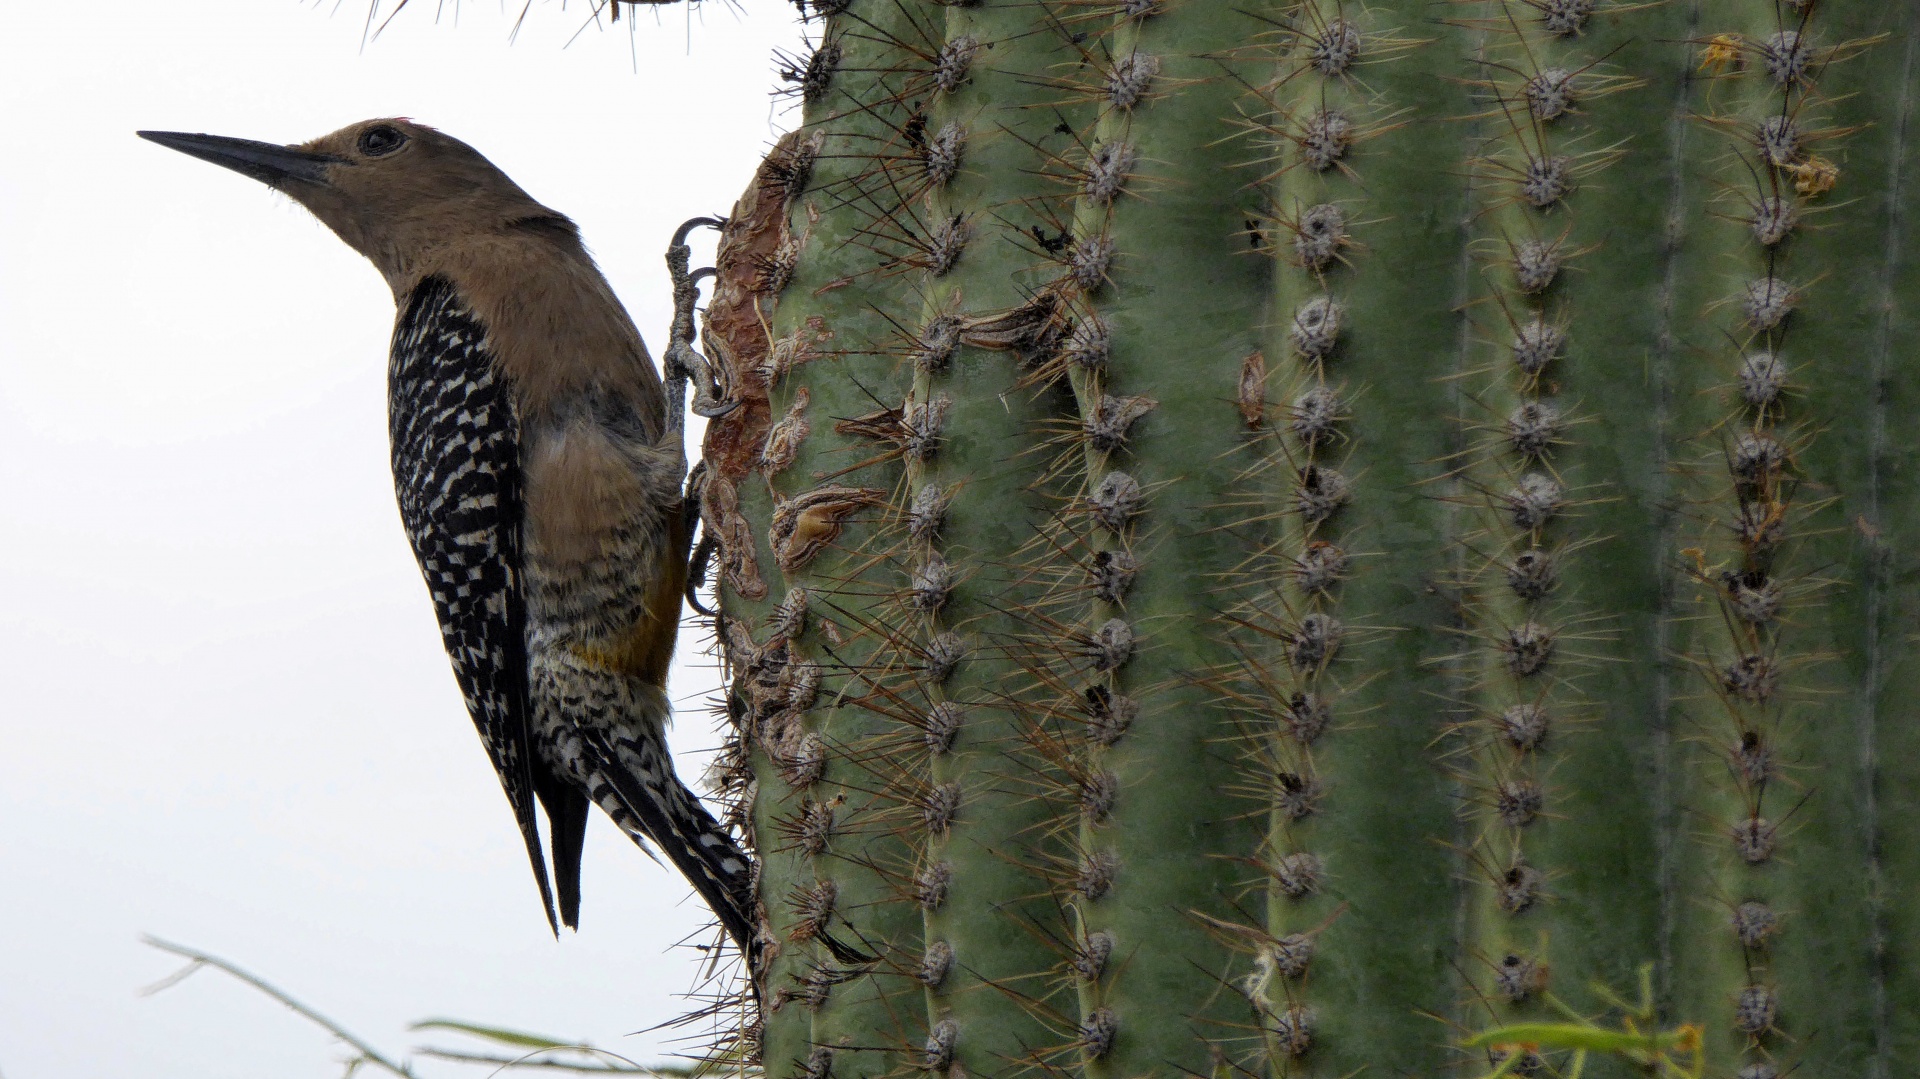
left=664, top=219, right=736, bottom=425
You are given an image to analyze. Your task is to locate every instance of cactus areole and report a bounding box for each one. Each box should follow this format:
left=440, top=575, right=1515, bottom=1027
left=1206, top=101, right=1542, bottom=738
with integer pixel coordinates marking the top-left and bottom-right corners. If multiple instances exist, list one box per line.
left=694, top=1, right=1920, bottom=1075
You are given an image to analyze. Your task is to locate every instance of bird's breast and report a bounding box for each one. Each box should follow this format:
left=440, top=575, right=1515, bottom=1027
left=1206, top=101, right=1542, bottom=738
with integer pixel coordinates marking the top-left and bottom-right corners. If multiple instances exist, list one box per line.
left=520, top=416, right=688, bottom=683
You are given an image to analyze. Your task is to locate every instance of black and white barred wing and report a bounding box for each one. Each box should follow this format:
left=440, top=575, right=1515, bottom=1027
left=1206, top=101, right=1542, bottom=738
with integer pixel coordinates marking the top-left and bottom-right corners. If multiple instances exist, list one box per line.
left=388, top=274, right=558, bottom=931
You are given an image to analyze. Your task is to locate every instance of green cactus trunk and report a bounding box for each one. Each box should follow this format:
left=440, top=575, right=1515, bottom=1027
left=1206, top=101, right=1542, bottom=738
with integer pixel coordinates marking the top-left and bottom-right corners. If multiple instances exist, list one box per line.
left=695, top=1, right=1920, bottom=1075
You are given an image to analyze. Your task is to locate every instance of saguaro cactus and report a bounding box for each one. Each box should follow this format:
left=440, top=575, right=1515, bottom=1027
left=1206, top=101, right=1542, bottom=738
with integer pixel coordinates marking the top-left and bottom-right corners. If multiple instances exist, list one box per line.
left=692, top=1, right=1920, bottom=1075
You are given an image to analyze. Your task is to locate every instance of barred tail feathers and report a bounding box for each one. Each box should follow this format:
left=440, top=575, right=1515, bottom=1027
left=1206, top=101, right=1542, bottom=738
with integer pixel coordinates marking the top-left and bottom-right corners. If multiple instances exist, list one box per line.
left=582, top=726, right=757, bottom=954
left=530, top=653, right=755, bottom=954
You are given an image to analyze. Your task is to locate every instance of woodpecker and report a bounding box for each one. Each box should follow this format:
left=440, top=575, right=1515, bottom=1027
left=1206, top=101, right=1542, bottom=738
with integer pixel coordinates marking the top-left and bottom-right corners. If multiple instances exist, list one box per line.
left=139, top=120, right=754, bottom=952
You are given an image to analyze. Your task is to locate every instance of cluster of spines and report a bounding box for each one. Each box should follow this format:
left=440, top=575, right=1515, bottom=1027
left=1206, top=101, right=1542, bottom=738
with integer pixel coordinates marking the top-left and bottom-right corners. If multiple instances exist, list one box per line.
left=714, top=4, right=952, bottom=1073
left=1192, top=4, right=1499, bottom=1072
left=885, top=6, right=980, bottom=1065
left=1025, top=12, right=1171, bottom=1076
left=732, top=3, right=1158, bottom=1075
left=1674, top=2, right=1865, bottom=1067
left=754, top=4, right=1289, bottom=1075
left=1214, top=4, right=1397, bottom=1068
left=877, top=8, right=1142, bottom=1073
left=1454, top=0, right=1610, bottom=1041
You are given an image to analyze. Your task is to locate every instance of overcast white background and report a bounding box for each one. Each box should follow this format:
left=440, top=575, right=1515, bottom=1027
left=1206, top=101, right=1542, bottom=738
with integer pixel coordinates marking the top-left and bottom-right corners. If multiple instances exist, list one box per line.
left=0, top=3, right=804, bottom=1076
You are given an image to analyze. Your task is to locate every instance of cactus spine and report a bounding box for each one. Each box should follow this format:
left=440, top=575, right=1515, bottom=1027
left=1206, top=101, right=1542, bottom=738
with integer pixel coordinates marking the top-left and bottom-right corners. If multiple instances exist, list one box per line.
left=695, top=1, right=1920, bottom=1075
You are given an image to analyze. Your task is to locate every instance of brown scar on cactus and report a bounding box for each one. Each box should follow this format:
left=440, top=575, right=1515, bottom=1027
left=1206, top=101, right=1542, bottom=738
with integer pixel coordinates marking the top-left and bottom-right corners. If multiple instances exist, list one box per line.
left=770, top=485, right=889, bottom=574
left=955, top=284, right=1073, bottom=362
left=824, top=391, right=953, bottom=474
left=699, top=474, right=768, bottom=601
left=1237, top=349, right=1269, bottom=428
left=759, top=127, right=823, bottom=205
left=761, top=387, right=814, bottom=477
left=767, top=585, right=811, bottom=642
left=757, top=318, right=833, bottom=388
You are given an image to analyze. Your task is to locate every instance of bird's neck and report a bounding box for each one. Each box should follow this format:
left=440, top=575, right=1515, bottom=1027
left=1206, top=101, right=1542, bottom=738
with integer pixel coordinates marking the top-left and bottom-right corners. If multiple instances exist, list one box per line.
left=393, top=231, right=666, bottom=434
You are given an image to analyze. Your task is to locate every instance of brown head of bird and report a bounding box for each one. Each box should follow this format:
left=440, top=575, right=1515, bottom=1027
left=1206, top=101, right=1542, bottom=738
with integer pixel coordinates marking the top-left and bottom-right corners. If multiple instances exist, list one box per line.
left=140, top=120, right=559, bottom=295
left=139, top=119, right=661, bottom=422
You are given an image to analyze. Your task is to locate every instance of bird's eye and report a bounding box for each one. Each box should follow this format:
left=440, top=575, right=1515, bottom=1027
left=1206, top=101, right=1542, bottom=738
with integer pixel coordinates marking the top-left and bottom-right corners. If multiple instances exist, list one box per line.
left=358, top=125, right=406, bottom=157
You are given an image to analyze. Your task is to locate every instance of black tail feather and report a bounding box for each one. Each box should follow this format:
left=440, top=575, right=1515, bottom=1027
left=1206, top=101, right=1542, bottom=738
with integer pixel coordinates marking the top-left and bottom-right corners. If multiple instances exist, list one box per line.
left=538, top=774, right=592, bottom=931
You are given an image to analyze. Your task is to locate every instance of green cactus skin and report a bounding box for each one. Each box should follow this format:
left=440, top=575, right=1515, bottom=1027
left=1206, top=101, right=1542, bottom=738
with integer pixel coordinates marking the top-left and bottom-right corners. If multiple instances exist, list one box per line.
left=1658, top=4, right=1915, bottom=1073
left=695, top=1, right=1920, bottom=1075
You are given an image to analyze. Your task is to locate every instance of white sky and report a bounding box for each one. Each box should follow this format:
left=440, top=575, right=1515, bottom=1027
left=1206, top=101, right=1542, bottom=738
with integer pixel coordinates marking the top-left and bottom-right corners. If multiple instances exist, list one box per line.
left=0, top=3, right=805, bottom=1076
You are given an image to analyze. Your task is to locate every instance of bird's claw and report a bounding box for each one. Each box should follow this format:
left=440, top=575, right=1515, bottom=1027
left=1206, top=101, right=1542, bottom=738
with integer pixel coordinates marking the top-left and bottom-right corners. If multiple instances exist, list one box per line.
left=672, top=215, right=725, bottom=250
left=664, top=222, right=736, bottom=428
left=665, top=340, right=737, bottom=419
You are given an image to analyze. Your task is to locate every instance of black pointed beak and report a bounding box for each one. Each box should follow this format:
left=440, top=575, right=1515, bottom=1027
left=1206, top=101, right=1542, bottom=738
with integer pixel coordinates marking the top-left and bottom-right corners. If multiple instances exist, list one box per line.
left=137, top=130, right=338, bottom=187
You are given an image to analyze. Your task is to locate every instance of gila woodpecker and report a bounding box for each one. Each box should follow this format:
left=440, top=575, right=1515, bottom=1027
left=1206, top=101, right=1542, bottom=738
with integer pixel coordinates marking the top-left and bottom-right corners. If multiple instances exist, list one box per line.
left=138, top=120, right=754, bottom=952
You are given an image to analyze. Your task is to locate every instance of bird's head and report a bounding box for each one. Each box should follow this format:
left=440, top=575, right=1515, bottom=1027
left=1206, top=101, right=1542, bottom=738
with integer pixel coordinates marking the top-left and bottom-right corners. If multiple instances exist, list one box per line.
left=139, top=119, right=572, bottom=290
